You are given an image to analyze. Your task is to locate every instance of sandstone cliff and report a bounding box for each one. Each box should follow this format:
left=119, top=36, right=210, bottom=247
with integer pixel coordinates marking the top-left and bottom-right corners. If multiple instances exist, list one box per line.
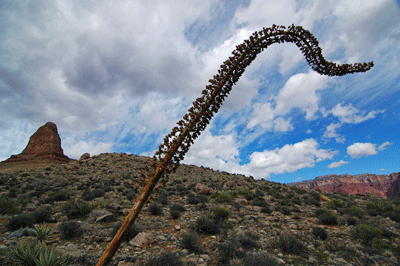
left=2, top=122, right=72, bottom=164
left=289, top=172, right=400, bottom=198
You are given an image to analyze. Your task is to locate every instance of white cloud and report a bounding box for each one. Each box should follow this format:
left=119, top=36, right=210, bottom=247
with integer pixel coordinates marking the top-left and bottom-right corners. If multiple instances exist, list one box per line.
left=330, top=103, right=384, bottom=124
left=243, top=138, right=337, bottom=179
left=347, top=142, right=377, bottom=158
left=328, top=160, right=349, bottom=169
left=323, top=123, right=345, bottom=143
left=64, top=140, right=114, bottom=160
left=378, top=141, right=393, bottom=151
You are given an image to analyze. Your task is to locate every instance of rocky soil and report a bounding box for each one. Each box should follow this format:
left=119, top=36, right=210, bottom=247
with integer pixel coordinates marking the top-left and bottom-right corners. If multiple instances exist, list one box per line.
left=0, top=153, right=399, bottom=265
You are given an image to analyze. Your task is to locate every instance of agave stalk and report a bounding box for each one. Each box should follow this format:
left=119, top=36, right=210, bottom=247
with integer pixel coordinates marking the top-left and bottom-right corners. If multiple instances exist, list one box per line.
left=96, top=24, right=373, bottom=266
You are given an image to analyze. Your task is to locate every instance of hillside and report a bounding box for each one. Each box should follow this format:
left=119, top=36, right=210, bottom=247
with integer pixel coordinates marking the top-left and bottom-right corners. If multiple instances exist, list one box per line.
left=289, top=173, right=399, bottom=198
left=0, top=153, right=399, bottom=265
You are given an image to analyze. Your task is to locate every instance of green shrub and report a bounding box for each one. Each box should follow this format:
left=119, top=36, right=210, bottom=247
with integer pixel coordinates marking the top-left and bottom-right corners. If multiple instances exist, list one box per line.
left=317, top=210, right=338, bottom=225
left=179, top=232, right=201, bottom=253
left=250, top=197, right=268, bottom=207
left=276, top=234, right=306, bottom=255
left=213, top=192, right=233, bottom=204
left=61, top=199, right=93, bottom=219
left=276, top=205, right=292, bottom=215
left=6, top=213, right=35, bottom=231
left=92, top=189, right=105, bottom=198
left=340, top=206, right=366, bottom=219
left=30, top=223, right=53, bottom=242
left=111, top=222, right=142, bottom=242
left=8, top=242, right=67, bottom=266
left=42, top=190, right=71, bottom=203
left=347, top=216, right=359, bottom=226
left=82, top=189, right=95, bottom=201
left=193, top=213, right=223, bottom=235
left=217, top=239, right=245, bottom=264
left=33, top=207, right=54, bottom=224
left=0, top=196, right=21, bottom=214
left=187, top=194, right=208, bottom=205
left=242, top=251, right=279, bottom=266
left=312, top=226, right=328, bottom=240
left=169, top=209, right=181, bottom=220
left=59, top=220, right=83, bottom=240
left=146, top=252, right=183, bottom=266
left=209, top=206, right=232, bottom=221
left=157, top=190, right=168, bottom=205
left=148, top=203, right=163, bottom=216
left=237, top=232, right=260, bottom=250
left=260, top=206, right=273, bottom=214
left=351, top=223, right=383, bottom=246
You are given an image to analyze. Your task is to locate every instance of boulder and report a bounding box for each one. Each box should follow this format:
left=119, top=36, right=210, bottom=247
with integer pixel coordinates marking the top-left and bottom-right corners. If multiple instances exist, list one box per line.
left=129, top=232, right=153, bottom=248
left=195, top=183, right=213, bottom=195
left=79, top=153, right=90, bottom=160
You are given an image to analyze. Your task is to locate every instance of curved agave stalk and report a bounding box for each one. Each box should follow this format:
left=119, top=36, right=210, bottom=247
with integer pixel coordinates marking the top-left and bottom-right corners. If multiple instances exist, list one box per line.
left=96, top=24, right=373, bottom=265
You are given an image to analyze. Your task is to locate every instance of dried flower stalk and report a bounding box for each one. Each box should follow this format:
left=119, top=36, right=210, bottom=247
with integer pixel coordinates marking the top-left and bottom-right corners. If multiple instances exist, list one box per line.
left=96, top=24, right=373, bottom=265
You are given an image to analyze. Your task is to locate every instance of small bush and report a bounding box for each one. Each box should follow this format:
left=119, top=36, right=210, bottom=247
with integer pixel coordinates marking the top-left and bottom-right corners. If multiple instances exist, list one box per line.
left=170, top=209, right=181, bottom=220
left=209, top=206, right=232, bottom=221
left=42, top=190, right=71, bottom=203
left=148, top=203, right=163, bottom=216
left=111, top=222, right=142, bottom=242
left=146, top=252, right=183, bottom=266
left=193, top=213, right=223, bottom=235
left=276, top=234, right=306, bottom=255
left=317, top=210, right=338, bottom=225
left=59, top=220, right=83, bottom=240
left=217, top=239, right=245, bottom=264
left=0, top=196, right=21, bottom=215
left=82, top=189, right=95, bottom=201
left=347, top=216, right=359, bottom=226
left=276, top=205, right=292, bottom=215
left=179, top=232, right=201, bottom=253
left=157, top=190, right=168, bottom=205
left=351, top=223, right=383, bottom=246
left=33, top=207, right=54, bottom=223
left=242, top=251, right=279, bottom=266
left=6, top=213, right=35, bottom=231
left=92, top=189, right=105, bottom=198
left=260, top=206, right=273, bottom=214
left=213, top=192, right=233, bottom=204
left=62, top=199, right=93, bottom=219
left=312, top=226, right=328, bottom=240
left=170, top=204, right=186, bottom=213
left=250, top=197, right=268, bottom=207
left=237, top=232, right=260, bottom=250
left=340, top=206, right=366, bottom=219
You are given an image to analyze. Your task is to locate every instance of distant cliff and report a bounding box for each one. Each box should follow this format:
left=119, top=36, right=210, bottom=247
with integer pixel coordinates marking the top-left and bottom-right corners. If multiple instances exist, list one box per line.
left=289, top=172, right=400, bottom=198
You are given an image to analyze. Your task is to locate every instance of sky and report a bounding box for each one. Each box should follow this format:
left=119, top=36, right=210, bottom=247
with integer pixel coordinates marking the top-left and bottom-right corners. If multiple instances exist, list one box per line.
left=1, top=0, right=400, bottom=183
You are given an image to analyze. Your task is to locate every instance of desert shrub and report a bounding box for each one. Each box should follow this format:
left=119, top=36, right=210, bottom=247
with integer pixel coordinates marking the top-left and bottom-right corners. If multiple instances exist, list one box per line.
left=157, top=190, right=168, bottom=205
left=326, top=199, right=346, bottom=210
left=347, top=216, right=359, bottom=226
left=111, top=222, right=142, bottom=242
left=250, top=197, right=268, bottom=207
left=42, top=190, right=71, bottom=203
left=179, top=232, right=201, bottom=253
left=276, top=234, right=306, bottom=255
left=187, top=194, right=208, bottom=205
left=260, top=205, right=273, bottom=214
left=170, top=204, right=186, bottom=213
left=209, top=206, right=232, bottom=221
left=242, top=251, right=279, bottom=266
left=146, top=252, right=183, bottom=266
left=217, top=239, right=245, bottom=264
left=92, top=189, right=105, bottom=198
left=6, top=213, right=35, bottom=231
left=388, top=208, right=400, bottom=222
left=340, top=206, right=366, bottom=219
left=351, top=223, right=383, bottom=246
left=148, top=203, right=163, bottom=216
left=0, top=196, right=21, bottom=214
left=237, top=232, right=260, bottom=250
left=212, top=192, right=233, bottom=204
left=59, top=220, right=83, bottom=240
left=192, top=213, right=225, bottom=235
left=169, top=209, right=181, bottom=219
left=33, top=207, right=53, bottom=223
left=365, top=199, right=393, bottom=216
left=317, top=209, right=338, bottom=225
left=61, top=199, right=93, bottom=219
left=276, top=205, right=291, bottom=215
left=312, top=226, right=328, bottom=240
left=82, top=189, right=95, bottom=201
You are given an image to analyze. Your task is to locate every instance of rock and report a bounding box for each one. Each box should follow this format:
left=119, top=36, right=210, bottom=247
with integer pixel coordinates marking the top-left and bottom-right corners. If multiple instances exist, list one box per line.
left=108, top=203, right=122, bottom=214
left=235, top=198, right=249, bottom=206
left=195, top=183, right=213, bottom=195
left=95, top=213, right=115, bottom=223
left=79, top=153, right=90, bottom=160
left=129, top=232, right=153, bottom=248
left=57, top=242, right=87, bottom=261
left=3, top=122, right=72, bottom=163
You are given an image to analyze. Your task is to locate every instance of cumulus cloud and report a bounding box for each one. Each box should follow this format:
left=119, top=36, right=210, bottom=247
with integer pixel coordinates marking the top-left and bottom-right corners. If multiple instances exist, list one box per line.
left=64, top=140, right=114, bottom=160
left=378, top=141, right=393, bottom=151
left=328, top=160, right=349, bottom=169
left=243, top=138, right=337, bottom=179
left=347, top=142, right=377, bottom=158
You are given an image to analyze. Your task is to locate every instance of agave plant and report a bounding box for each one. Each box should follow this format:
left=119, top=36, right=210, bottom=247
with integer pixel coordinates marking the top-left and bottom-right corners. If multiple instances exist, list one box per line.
left=97, top=24, right=373, bottom=265
left=8, top=242, right=67, bottom=266
left=30, top=224, right=53, bottom=243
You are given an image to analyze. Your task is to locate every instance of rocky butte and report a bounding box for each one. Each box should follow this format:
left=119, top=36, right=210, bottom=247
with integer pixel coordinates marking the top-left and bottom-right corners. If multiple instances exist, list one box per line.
left=2, top=122, right=72, bottom=164
left=289, top=172, right=400, bottom=198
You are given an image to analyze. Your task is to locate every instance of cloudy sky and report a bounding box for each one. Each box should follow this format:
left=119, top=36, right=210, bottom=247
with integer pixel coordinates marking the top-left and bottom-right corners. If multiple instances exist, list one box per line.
left=1, top=0, right=399, bottom=183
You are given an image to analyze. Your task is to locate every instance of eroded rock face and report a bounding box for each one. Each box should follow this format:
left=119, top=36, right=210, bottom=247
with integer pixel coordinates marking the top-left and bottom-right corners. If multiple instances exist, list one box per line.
left=290, top=172, right=400, bottom=198
left=4, top=122, right=71, bottom=163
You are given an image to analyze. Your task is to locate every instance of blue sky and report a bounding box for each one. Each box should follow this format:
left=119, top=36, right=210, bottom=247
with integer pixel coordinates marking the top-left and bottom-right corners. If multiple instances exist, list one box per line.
left=1, top=0, right=399, bottom=183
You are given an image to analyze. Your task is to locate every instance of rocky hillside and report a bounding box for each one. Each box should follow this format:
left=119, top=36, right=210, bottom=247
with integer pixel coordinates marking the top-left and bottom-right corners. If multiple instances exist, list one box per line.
left=0, top=153, right=399, bottom=265
left=289, top=173, right=399, bottom=198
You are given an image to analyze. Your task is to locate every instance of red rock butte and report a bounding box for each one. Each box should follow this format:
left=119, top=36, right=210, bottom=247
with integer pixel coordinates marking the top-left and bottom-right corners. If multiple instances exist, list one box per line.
left=3, top=122, right=72, bottom=163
